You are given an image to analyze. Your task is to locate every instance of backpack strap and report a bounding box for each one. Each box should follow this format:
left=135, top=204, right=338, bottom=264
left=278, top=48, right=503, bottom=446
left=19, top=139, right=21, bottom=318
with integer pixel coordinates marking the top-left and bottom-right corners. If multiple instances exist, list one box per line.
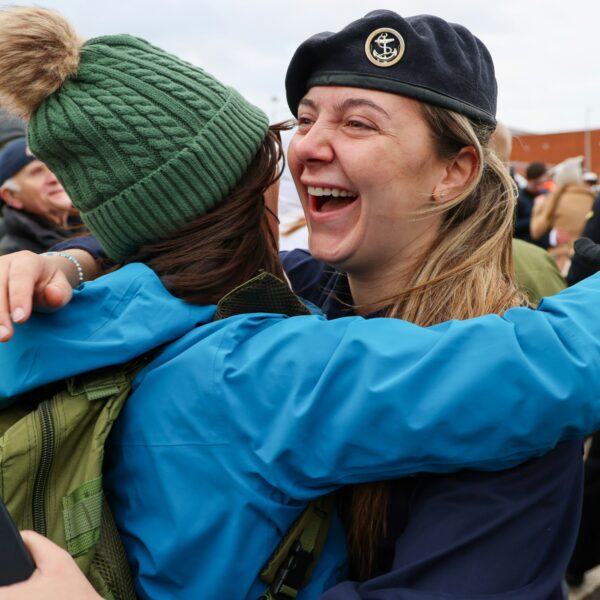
left=66, top=353, right=155, bottom=402
left=61, top=352, right=158, bottom=559
left=259, top=494, right=335, bottom=600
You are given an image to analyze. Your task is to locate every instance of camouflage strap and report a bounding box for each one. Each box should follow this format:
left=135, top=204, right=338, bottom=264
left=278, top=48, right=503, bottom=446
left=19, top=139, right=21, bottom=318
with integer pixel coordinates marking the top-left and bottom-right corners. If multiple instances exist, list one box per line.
left=259, top=494, right=335, bottom=600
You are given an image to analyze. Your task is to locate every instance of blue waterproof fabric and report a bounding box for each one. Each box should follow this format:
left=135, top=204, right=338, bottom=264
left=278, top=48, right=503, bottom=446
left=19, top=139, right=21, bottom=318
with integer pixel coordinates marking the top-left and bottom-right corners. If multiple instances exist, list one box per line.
left=3, top=263, right=600, bottom=598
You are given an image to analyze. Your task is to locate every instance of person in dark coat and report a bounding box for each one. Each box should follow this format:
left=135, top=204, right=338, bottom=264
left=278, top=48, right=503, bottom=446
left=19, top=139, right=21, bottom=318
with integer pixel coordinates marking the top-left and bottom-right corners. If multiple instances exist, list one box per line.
left=0, top=137, right=80, bottom=254
left=515, top=161, right=551, bottom=246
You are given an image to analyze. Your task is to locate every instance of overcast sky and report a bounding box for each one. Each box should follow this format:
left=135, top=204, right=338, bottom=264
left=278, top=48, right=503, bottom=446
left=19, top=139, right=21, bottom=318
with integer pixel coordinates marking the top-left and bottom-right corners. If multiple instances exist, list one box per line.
left=6, top=0, right=600, bottom=133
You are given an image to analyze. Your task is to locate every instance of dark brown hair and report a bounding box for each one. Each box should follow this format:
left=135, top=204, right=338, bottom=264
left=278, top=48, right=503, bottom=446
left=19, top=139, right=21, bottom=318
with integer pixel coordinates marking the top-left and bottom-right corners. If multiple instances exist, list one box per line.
left=526, top=161, right=547, bottom=181
left=114, top=123, right=291, bottom=304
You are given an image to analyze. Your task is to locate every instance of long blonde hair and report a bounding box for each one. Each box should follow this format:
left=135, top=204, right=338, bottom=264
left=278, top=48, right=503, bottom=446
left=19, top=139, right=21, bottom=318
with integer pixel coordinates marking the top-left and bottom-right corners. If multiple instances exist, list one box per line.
left=345, top=104, right=528, bottom=579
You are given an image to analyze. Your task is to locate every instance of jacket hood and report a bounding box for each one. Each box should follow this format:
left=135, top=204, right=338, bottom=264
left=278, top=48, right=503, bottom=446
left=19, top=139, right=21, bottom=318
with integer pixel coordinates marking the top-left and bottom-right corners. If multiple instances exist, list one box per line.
left=0, top=263, right=214, bottom=401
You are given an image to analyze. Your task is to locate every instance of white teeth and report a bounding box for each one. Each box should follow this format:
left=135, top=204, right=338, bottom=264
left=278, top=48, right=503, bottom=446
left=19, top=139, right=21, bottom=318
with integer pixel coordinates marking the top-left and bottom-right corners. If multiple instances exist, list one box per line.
left=308, top=186, right=357, bottom=198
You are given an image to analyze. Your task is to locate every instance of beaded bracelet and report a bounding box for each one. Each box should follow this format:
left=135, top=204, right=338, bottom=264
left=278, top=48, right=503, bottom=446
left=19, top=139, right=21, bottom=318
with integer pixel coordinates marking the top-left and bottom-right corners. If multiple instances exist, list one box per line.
left=40, top=251, right=85, bottom=285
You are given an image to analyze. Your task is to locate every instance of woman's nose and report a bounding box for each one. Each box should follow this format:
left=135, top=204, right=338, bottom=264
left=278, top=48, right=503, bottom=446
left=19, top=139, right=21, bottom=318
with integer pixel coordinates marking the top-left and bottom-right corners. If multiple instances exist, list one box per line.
left=290, top=123, right=335, bottom=165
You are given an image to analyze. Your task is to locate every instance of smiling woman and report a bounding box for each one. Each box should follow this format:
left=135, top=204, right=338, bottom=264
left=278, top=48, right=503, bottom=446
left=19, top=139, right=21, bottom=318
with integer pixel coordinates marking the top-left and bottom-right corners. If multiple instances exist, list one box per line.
left=289, top=90, right=478, bottom=299
left=281, top=9, right=580, bottom=597
left=0, top=7, right=596, bottom=600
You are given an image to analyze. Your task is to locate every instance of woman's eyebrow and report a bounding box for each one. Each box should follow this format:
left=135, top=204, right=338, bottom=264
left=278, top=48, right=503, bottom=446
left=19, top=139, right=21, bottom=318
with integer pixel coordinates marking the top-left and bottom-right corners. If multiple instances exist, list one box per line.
left=298, top=97, right=317, bottom=110
left=298, top=96, right=390, bottom=119
left=336, top=98, right=391, bottom=118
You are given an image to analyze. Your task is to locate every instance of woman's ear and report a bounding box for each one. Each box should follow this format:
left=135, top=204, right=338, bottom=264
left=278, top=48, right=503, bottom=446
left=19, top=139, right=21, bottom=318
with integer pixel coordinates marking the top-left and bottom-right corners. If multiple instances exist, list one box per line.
left=432, top=146, right=478, bottom=202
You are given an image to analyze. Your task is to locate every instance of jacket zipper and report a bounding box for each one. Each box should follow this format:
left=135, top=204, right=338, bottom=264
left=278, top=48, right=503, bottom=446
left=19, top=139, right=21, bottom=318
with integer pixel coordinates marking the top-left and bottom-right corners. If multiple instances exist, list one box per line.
left=32, top=400, right=55, bottom=536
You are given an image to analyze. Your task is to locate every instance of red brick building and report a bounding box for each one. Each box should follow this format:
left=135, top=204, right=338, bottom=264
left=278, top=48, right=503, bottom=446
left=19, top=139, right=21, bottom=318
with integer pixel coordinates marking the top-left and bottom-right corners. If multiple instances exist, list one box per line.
left=511, top=128, right=600, bottom=176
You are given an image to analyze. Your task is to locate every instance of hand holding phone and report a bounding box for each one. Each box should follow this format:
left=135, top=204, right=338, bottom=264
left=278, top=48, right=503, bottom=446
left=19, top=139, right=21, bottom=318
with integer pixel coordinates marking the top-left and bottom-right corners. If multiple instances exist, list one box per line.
left=0, top=499, right=35, bottom=586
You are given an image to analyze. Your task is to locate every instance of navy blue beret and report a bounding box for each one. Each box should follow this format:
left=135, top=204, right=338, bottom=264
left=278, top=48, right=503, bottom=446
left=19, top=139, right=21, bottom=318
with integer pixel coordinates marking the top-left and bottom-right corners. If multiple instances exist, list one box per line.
left=286, top=10, right=497, bottom=125
left=0, top=137, right=35, bottom=185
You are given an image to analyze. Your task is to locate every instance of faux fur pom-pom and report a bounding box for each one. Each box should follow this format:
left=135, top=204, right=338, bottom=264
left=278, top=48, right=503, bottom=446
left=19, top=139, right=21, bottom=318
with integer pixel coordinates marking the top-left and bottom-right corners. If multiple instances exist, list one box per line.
left=0, top=7, right=83, bottom=117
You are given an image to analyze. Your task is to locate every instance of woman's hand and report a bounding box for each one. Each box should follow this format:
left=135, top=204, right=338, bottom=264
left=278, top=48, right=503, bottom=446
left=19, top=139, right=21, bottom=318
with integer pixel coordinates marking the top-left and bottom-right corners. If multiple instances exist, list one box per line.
left=0, top=531, right=100, bottom=599
left=0, top=251, right=86, bottom=342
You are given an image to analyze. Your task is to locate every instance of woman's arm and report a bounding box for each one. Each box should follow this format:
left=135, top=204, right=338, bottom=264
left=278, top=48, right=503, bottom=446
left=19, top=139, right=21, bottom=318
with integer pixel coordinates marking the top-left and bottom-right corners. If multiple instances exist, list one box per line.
left=4, top=253, right=600, bottom=484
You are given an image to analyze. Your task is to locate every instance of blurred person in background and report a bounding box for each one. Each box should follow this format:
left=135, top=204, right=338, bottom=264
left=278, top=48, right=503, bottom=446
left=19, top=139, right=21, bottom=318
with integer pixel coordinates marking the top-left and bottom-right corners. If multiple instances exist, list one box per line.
left=0, top=137, right=79, bottom=254
left=583, top=171, right=599, bottom=194
left=491, top=123, right=566, bottom=303
left=530, top=156, right=595, bottom=275
left=0, top=108, right=26, bottom=241
left=515, top=161, right=551, bottom=245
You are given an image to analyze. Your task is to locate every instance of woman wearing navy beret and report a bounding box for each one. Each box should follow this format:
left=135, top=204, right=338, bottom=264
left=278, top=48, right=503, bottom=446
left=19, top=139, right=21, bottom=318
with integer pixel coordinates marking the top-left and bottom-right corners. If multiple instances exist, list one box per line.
left=283, top=10, right=577, bottom=599
left=0, top=8, right=594, bottom=600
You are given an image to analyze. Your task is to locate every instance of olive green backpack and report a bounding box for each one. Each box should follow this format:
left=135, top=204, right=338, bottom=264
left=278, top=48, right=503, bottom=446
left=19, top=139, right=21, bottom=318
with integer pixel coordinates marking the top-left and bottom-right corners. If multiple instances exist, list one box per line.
left=0, top=272, right=333, bottom=600
left=0, top=357, right=146, bottom=599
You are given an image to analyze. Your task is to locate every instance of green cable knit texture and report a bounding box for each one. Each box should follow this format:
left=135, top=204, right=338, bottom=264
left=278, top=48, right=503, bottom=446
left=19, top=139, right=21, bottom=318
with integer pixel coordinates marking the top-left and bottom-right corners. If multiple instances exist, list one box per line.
left=27, top=35, right=269, bottom=260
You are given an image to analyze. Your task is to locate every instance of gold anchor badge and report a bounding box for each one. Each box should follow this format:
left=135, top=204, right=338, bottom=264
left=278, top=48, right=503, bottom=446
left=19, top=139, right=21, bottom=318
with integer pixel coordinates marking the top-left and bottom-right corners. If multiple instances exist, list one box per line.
left=365, top=27, right=405, bottom=67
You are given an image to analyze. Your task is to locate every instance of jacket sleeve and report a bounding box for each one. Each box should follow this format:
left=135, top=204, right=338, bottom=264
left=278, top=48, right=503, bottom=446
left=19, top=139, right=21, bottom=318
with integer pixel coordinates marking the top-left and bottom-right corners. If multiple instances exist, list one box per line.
left=216, top=273, right=600, bottom=497
left=0, top=265, right=214, bottom=401
left=53, top=234, right=106, bottom=258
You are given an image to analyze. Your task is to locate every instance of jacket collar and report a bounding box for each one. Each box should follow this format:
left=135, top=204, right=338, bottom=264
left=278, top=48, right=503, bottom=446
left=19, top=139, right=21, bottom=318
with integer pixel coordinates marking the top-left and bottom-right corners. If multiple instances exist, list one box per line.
left=215, top=272, right=311, bottom=320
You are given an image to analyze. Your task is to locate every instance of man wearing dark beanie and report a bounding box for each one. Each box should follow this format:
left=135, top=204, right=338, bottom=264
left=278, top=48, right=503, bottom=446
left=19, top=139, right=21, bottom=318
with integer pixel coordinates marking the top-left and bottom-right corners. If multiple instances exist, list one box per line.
left=0, top=137, right=78, bottom=254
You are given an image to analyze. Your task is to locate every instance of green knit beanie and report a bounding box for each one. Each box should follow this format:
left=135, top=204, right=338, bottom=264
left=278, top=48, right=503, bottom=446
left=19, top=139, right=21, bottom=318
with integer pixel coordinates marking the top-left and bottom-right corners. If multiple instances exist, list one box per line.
left=0, top=8, right=269, bottom=260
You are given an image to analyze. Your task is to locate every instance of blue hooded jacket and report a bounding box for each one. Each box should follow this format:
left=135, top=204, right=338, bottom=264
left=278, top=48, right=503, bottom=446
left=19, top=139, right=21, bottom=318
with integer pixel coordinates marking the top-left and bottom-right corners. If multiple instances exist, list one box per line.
left=2, top=263, right=600, bottom=598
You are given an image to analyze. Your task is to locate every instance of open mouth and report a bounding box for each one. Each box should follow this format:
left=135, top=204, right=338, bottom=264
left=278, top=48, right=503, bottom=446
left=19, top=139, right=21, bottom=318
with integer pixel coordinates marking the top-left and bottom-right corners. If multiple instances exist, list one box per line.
left=308, top=186, right=358, bottom=213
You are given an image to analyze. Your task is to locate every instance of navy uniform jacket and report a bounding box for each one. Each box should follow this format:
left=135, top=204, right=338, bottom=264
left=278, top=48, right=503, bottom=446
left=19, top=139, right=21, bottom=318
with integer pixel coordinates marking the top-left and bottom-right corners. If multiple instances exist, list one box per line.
left=282, top=249, right=582, bottom=600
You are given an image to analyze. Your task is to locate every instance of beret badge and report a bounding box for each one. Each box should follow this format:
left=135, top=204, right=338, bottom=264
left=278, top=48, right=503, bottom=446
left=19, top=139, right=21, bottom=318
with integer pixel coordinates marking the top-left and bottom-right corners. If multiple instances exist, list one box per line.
left=364, top=27, right=405, bottom=67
